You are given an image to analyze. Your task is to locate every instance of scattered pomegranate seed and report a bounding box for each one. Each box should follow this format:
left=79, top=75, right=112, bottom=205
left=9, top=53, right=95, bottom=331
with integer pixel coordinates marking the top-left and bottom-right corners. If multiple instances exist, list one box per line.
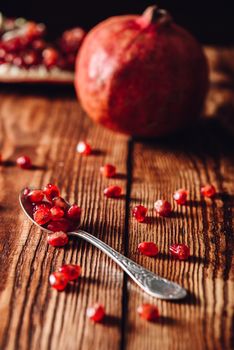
left=16, top=155, right=32, bottom=169
left=201, top=184, right=216, bottom=198
left=49, top=272, right=68, bottom=291
left=173, top=189, right=188, bottom=205
left=42, top=47, right=58, bottom=67
left=43, top=183, right=60, bottom=201
left=47, top=218, right=71, bottom=232
left=154, top=200, right=172, bottom=217
left=104, top=185, right=122, bottom=198
left=132, top=205, right=148, bottom=223
left=52, top=196, right=69, bottom=210
left=59, top=264, right=81, bottom=281
left=76, top=141, right=92, bottom=155
left=138, top=242, right=159, bottom=257
left=47, top=231, right=69, bottom=247
left=50, top=206, right=64, bottom=220
left=137, top=304, right=159, bottom=321
left=169, top=243, right=190, bottom=260
left=27, top=190, right=44, bottom=203
left=33, top=207, right=51, bottom=225
left=60, top=27, right=86, bottom=53
left=33, top=201, right=52, bottom=212
left=87, top=304, right=105, bottom=322
left=100, top=164, right=116, bottom=178
left=67, top=204, right=81, bottom=220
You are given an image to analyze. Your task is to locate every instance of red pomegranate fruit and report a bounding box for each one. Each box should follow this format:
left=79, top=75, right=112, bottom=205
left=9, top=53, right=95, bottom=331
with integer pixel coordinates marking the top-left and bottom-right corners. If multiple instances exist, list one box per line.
left=75, top=6, right=208, bottom=138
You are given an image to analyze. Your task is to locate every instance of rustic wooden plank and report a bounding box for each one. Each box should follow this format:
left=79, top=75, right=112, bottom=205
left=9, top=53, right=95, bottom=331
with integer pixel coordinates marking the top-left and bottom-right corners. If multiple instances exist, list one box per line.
left=125, top=77, right=234, bottom=350
left=0, top=86, right=128, bottom=350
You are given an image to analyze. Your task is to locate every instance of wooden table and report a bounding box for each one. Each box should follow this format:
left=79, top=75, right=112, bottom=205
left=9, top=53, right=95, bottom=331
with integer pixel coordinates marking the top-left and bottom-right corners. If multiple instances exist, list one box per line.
left=0, top=47, right=233, bottom=350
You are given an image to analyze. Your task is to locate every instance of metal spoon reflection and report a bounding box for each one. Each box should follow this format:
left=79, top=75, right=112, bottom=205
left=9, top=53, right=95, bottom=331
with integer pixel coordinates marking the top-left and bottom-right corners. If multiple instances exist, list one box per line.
left=19, top=189, right=187, bottom=300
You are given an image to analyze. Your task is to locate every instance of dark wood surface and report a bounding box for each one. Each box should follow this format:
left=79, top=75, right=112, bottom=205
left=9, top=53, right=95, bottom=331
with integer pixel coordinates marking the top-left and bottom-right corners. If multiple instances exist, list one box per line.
left=0, top=47, right=233, bottom=350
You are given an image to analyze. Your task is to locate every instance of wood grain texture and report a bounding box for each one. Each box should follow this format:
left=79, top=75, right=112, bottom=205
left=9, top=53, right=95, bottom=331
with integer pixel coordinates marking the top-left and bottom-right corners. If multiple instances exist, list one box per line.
left=0, top=46, right=233, bottom=350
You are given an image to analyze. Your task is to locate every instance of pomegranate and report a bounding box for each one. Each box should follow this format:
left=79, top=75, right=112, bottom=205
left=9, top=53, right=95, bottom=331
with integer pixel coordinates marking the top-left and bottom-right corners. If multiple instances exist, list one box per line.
left=75, top=6, right=208, bottom=138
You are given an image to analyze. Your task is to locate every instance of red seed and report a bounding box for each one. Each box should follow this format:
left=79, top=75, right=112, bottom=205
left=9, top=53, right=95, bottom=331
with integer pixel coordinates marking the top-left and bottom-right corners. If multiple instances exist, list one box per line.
left=154, top=200, right=172, bottom=217
left=16, top=155, right=32, bottom=169
left=47, top=231, right=69, bottom=247
left=23, top=187, right=31, bottom=197
left=33, top=201, right=52, bottom=212
left=137, top=304, right=160, bottom=321
left=23, top=50, right=39, bottom=66
left=42, top=47, right=58, bottom=67
left=201, top=184, right=216, bottom=198
left=43, top=183, right=60, bottom=201
left=67, top=204, right=81, bottom=220
left=33, top=207, right=51, bottom=225
left=104, top=185, right=122, bottom=198
left=100, top=164, right=116, bottom=178
left=27, top=190, right=44, bottom=203
left=50, top=206, right=64, bottom=220
left=49, top=272, right=68, bottom=291
left=52, top=196, right=69, bottom=210
left=59, top=264, right=81, bottom=281
left=138, top=242, right=159, bottom=257
left=47, top=218, right=71, bottom=232
left=76, top=141, right=92, bottom=155
left=132, top=205, right=148, bottom=223
left=86, top=304, right=105, bottom=322
left=169, top=244, right=190, bottom=260
left=173, top=189, right=188, bottom=205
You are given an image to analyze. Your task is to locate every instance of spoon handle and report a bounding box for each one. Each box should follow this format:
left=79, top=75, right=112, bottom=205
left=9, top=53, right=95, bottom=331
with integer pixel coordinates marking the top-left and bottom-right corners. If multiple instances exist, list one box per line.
left=70, top=230, right=187, bottom=300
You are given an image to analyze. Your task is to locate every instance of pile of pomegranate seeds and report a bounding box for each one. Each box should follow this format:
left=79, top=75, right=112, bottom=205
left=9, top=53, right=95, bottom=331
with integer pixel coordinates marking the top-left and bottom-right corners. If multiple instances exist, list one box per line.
left=169, top=244, right=190, bottom=260
left=86, top=303, right=105, bottom=322
left=49, top=263, right=81, bottom=291
left=132, top=205, right=148, bottom=223
left=76, top=141, right=92, bottom=155
left=173, top=189, right=188, bottom=205
left=16, top=155, right=32, bottom=169
left=138, top=242, right=159, bottom=257
left=100, top=164, right=116, bottom=178
left=104, top=185, right=122, bottom=198
left=137, top=303, right=160, bottom=322
left=0, top=14, right=85, bottom=72
left=201, top=184, right=216, bottom=198
left=154, top=199, right=172, bottom=217
left=24, top=184, right=81, bottom=243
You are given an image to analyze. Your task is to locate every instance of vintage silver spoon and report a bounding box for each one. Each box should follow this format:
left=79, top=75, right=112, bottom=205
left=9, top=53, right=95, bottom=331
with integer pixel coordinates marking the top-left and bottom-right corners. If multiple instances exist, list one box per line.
left=19, top=189, right=187, bottom=300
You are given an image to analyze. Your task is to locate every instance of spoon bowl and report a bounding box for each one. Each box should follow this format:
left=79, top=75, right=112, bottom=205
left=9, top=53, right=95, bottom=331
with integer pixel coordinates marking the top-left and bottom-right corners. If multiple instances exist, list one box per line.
left=19, top=188, right=187, bottom=300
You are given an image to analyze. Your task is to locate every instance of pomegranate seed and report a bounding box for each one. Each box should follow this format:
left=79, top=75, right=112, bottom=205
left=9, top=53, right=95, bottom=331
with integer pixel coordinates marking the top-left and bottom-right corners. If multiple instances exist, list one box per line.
left=42, top=48, right=58, bottom=67
left=154, top=200, right=172, bottom=217
left=27, top=190, right=44, bottom=203
left=137, top=304, right=159, bottom=321
left=33, top=201, right=52, bottom=212
left=23, top=187, right=31, bottom=196
left=43, top=183, right=60, bottom=201
left=201, top=184, right=216, bottom=198
left=173, top=189, right=188, bottom=205
left=50, top=206, right=64, bottom=220
left=47, top=231, right=69, bottom=247
left=47, top=218, right=71, bottom=232
left=132, top=205, right=148, bottom=223
left=169, top=244, right=190, bottom=260
left=23, top=51, right=38, bottom=66
left=138, top=242, right=159, bottom=257
left=67, top=204, right=81, bottom=220
left=52, top=196, right=69, bottom=210
left=87, top=304, right=105, bottom=322
left=31, top=39, right=46, bottom=50
left=60, top=27, right=86, bottom=53
left=104, top=185, right=122, bottom=198
left=59, top=264, right=81, bottom=281
left=76, top=141, right=92, bottom=155
left=33, top=207, right=51, bottom=225
left=100, top=164, right=116, bottom=178
left=16, top=155, right=32, bottom=169
left=49, top=272, right=68, bottom=291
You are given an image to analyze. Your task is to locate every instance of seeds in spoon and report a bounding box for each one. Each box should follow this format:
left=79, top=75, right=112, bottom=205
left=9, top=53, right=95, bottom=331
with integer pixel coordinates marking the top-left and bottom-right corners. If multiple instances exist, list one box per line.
left=33, top=207, right=51, bottom=225
left=43, top=183, right=60, bottom=201
left=67, top=204, right=81, bottom=220
left=50, top=206, right=64, bottom=220
left=27, top=189, right=44, bottom=203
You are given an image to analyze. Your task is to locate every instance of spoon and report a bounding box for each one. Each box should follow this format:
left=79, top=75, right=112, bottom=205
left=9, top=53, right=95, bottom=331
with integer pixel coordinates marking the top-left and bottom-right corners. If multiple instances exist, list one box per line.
left=19, top=189, right=187, bottom=300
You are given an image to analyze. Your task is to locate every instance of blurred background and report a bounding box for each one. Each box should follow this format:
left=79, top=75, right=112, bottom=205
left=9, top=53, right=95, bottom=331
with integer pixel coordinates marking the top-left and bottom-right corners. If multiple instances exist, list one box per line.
left=1, top=0, right=233, bottom=44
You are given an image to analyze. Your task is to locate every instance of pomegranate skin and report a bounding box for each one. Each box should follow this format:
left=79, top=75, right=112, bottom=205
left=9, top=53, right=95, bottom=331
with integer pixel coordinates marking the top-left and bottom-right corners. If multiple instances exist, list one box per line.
left=75, top=6, right=208, bottom=138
